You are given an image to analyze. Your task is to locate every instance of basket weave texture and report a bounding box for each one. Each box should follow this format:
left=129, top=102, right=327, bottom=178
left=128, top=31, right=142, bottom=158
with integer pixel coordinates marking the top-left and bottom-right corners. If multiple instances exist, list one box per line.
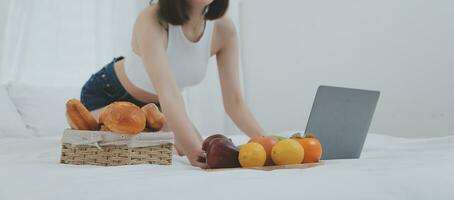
left=61, top=143, right=173, bottom=166
left=60, top=129, right=174, bottom=166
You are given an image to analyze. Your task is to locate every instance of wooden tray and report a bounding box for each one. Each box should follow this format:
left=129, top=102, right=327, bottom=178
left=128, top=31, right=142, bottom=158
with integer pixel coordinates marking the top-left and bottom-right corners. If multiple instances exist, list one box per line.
left=206, top=162, right=322, bottom=172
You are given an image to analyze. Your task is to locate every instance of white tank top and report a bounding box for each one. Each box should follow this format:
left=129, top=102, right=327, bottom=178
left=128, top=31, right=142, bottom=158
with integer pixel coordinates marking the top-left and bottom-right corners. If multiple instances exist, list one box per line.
left=124, top=20, right=214, bottom=94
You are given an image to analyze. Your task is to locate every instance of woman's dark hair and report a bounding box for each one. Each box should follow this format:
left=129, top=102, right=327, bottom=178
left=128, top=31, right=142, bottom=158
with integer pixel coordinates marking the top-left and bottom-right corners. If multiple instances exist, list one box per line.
left=151, top=0, right=229, bottom=25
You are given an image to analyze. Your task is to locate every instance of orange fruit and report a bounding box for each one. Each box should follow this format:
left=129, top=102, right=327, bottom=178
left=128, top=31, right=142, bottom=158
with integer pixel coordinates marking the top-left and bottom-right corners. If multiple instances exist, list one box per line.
left=291, top=133, right=322, bottom=163
left=272, top=135, right=287, bottom=141
left=239, top=142, right=267, bottom=168
left=271, top=139, right=305, bottom=165
left=248, top=136, right=279, bottom=165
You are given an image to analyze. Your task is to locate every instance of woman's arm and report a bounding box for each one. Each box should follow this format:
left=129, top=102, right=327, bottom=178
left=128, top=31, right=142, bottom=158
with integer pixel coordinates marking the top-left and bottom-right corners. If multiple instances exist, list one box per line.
left=134, top=7, right=206, bottom=168
left=215, top=17, right=266, bottom=138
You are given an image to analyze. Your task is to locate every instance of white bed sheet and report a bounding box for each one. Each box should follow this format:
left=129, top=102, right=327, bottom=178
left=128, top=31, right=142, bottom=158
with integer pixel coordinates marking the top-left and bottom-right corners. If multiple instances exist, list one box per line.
left=0, top=131, right=453, bottom=200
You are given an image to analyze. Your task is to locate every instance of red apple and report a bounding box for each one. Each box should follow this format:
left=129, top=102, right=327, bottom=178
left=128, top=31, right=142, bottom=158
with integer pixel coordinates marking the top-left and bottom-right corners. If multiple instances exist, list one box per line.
left=206, top=138, right=240, bottom=169
left=202, top=134, right=229, bottom=151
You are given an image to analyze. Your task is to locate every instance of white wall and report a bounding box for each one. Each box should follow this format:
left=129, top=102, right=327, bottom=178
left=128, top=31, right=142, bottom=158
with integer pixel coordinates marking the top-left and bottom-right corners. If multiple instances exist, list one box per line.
left=239, top=0, right=454, bottom=138
left=0, top=0, right=11, bottom=57
left=0, top=0, right=452, bottom=138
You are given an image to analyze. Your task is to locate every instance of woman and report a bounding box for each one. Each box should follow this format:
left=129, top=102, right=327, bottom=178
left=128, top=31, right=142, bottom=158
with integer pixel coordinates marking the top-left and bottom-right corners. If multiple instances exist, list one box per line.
left=79, top=0, right=266, bottom=168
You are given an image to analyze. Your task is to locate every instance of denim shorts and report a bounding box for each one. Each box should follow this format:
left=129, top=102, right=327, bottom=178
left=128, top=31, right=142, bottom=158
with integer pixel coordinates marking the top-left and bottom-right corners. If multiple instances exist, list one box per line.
left=80, top=57, right=161, bottom=111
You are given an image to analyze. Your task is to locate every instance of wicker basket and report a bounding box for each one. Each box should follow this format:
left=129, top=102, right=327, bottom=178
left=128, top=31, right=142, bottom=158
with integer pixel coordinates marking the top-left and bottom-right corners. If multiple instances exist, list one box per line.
left=60, top=129, right=174, bottom=166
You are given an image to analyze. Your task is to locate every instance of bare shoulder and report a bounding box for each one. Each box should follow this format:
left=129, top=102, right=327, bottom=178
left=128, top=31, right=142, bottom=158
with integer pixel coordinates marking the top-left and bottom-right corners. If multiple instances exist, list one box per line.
left=213, top=15, right=238, bottom=40
left=135, top=4, right=166, bottom=32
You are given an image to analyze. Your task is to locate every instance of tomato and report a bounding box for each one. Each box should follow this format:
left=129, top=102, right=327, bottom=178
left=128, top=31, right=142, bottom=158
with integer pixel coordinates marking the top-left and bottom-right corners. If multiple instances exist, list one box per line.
left=291, top=133, right=322, bottom=163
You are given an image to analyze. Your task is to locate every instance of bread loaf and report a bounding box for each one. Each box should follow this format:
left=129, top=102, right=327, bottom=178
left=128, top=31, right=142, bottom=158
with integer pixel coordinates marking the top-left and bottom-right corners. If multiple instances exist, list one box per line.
left=99, top=102, right=146, bottom=135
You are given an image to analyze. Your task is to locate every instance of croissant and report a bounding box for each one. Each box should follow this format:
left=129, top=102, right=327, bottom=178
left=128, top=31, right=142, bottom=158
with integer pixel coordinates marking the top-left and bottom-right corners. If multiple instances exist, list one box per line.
left=142, top=103, right=166, bottom=132
left=65, top=99, right=99, bottom=131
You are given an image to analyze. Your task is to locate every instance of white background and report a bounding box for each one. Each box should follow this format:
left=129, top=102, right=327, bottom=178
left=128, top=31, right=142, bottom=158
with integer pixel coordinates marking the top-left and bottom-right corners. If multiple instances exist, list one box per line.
left=0, top=0, right=11, bottom=55
left=0, top=0, right=453, bottom=138
left=240, top=0, right=454, bottom=137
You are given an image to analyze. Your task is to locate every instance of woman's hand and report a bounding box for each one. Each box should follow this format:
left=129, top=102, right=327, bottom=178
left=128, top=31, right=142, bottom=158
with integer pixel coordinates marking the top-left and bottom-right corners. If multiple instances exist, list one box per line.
left=186, top=148, right=208, bottom=169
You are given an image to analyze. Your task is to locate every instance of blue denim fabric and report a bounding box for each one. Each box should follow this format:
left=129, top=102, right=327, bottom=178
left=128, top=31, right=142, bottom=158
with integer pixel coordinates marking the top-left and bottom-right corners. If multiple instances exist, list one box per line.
left=80, top=57, right=160, bottom=111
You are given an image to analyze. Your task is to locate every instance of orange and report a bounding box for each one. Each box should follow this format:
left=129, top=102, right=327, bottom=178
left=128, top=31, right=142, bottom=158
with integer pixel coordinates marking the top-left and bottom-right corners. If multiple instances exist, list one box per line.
left=248, top=136, right=279, bottom=165
left=291, top=133, right=322, bottom=163
left=271, top=139, right=305, bottom=165
left=239, top=142, right=267, bottom=168
left=272, top=135, right=287, bottom=141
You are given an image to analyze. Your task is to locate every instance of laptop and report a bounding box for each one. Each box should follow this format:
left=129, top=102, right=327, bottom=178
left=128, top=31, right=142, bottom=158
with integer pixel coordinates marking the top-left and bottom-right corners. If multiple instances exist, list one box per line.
left=305, top=85, right=380, bottom=160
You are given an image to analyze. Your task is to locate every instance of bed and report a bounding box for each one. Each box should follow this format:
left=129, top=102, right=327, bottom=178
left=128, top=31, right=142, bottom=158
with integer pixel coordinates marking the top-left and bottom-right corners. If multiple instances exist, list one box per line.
left=0, top=131, right=453, bottom=200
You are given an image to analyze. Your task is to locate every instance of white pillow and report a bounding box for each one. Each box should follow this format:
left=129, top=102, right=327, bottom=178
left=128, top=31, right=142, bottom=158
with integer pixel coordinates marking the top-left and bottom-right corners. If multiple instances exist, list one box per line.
left=7, top=83, right=81, bottom=137
left=0, top=85, right=31, bottom=137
